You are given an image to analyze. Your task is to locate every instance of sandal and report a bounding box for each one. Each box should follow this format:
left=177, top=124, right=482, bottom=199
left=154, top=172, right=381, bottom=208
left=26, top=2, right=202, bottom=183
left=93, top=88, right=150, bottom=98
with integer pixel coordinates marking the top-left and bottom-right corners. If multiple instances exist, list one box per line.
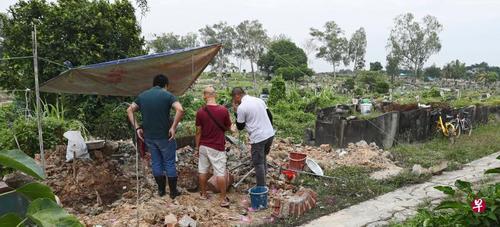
left=220, top=197, right=230, bottom=208
left=200, top=193, right=210, bottom=200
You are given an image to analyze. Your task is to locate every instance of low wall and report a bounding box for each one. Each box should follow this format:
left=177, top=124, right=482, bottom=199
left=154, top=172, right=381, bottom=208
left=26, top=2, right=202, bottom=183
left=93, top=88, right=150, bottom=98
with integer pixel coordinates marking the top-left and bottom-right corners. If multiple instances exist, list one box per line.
left=315, top=104, right=491, bottom=149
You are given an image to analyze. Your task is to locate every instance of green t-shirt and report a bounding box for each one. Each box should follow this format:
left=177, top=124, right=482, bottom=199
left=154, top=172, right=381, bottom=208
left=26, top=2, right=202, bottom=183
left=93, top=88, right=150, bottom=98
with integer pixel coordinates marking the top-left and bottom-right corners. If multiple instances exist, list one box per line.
left=135, top=86, right=177, bottom=139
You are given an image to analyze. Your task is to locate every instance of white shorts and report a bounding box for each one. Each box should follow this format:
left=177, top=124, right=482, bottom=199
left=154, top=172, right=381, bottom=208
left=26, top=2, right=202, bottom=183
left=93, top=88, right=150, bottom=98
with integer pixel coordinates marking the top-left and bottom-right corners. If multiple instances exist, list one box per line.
left=198, top=145, right=227, bottom=177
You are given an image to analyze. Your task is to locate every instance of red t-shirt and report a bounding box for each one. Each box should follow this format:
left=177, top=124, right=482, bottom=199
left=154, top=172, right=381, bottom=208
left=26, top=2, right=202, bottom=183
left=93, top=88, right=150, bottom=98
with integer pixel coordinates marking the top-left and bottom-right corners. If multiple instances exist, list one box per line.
left=195, top=105, right=231, bottom=151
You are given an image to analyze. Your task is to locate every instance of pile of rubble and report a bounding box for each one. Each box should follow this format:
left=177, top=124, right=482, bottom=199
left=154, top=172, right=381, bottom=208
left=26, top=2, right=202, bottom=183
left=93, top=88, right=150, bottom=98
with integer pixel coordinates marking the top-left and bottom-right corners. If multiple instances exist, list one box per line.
left=335, top=140, right=396, bottom=169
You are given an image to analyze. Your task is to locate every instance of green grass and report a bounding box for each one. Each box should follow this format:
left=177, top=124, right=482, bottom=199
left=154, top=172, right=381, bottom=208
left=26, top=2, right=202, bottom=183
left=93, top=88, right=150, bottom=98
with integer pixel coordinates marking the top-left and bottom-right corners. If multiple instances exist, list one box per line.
left=390, top=122, right=500, bottom=169
left=274, top=121, right=500, bottom=226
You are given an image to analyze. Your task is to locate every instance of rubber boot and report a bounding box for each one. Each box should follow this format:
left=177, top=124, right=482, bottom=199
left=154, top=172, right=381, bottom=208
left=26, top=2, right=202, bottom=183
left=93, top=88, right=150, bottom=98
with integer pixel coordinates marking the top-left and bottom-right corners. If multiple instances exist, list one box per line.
left=154, top=176, right=166, bottom=197
left=167, top=176, right=181, bottom=199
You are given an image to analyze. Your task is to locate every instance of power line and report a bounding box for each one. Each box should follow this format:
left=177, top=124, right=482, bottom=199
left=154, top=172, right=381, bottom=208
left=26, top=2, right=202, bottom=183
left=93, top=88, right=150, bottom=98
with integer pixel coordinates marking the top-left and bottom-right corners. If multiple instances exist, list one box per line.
left=0, top=56, right=33, bottom=61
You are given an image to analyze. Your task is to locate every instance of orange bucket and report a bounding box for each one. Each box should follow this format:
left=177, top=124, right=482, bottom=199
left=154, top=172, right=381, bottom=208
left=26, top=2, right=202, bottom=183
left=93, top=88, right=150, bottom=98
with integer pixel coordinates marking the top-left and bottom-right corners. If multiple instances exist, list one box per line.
left=288, top=152, right=307, bottom=170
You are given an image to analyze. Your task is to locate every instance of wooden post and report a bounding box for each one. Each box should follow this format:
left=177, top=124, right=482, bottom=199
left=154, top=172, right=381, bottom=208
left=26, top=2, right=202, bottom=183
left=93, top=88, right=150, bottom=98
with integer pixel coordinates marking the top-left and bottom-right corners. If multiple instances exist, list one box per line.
left=32, top=24, right=45, bottom=173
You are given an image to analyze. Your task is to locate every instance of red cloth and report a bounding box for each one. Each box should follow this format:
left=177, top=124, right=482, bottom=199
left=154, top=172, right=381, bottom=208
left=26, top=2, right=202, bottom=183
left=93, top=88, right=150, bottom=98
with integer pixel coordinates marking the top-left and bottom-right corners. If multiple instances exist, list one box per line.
left=195, top=105, right=231, bottom=151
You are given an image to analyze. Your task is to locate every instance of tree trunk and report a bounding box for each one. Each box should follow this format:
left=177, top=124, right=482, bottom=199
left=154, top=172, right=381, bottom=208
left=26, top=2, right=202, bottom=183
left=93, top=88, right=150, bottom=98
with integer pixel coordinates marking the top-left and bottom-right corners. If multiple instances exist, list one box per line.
left=391, top=73, right=394, bottom=85
left=413, top=66, right=418, bottom=85
left=250, top=59, right=257, bottom=93
left=333, top=64, right=337, bottom=81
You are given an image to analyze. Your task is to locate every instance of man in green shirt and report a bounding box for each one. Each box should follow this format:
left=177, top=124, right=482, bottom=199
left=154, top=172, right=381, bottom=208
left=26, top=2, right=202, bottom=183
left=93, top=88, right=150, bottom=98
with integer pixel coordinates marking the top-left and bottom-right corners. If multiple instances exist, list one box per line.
left=127, top=74, right=184, bottom=199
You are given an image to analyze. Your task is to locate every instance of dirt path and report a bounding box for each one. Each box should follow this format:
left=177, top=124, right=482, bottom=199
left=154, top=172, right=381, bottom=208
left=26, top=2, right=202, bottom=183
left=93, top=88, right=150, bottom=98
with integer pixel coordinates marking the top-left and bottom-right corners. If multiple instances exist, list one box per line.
left=301, top=151, right=500, bottom=227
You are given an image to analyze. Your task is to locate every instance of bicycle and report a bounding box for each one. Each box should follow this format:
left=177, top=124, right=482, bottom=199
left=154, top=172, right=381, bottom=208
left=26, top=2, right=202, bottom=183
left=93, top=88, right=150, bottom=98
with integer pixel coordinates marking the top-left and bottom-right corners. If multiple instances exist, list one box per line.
left=454, top=110, right=473, bottom=138
left=432, top=109, right=458, bottom=144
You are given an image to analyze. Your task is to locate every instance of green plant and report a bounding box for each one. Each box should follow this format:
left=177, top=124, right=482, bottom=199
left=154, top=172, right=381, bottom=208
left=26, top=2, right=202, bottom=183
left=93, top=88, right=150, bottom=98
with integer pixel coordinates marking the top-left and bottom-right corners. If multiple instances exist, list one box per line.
left=93, top=103, right=134, bottom=140
left=344, top=78, right=355, bottom=90
left=374, top=81, right=390, bottom=94
left=269, top=76, right=286, bottom=105
left=0, top=149, right=82, bottom=226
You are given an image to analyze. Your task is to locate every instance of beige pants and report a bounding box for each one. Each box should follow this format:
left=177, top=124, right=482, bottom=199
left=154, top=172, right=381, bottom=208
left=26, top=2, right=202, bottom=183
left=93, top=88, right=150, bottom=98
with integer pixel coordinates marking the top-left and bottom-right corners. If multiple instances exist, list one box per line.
left=198, top=145, right=227, bottom=177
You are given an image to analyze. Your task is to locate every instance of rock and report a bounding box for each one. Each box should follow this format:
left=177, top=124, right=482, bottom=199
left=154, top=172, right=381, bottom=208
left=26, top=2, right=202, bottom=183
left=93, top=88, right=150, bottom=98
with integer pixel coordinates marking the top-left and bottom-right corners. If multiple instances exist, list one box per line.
left=429, top=161, right=448, bottom=175
left=411, top=164, right=430, bottom=176
left=3, top=172, right=35, bottom=188
left=370, top=166, right=404, bottom=180
left=178, top=215, right=197, bottom=227
left=355, top=140, right=368, bottom=147
left=319, top=144, right=332, bottom=153
left=93, top=150, right=104, bottom=162
left=164, top=213, right=177, bottom=227
left=103, top=141, right=119, bottom=156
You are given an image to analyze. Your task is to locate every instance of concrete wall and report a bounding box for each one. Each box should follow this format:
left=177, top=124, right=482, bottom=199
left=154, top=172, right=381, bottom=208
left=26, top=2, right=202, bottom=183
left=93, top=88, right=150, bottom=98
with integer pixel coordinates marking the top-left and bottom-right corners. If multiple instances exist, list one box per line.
left=315, top=104, right=491, bottom=149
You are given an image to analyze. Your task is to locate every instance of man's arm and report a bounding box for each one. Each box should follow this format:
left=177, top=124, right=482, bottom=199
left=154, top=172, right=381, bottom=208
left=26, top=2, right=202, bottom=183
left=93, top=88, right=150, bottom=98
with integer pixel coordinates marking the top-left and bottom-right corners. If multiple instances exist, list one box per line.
left=195, top=126, right=202, bottom=151
left=127, top=103, right=143, bottom=140
left=169, top=101, right=185, bottom=140
left=266, top=109, right=273, bottom=125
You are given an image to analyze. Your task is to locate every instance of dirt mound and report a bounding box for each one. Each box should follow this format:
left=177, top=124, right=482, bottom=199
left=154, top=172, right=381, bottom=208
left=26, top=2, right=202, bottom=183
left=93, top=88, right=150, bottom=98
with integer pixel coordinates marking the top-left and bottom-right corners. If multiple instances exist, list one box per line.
left=336, top=140, right=396, bottom=169
left=44, top=145, right=136, bottom=214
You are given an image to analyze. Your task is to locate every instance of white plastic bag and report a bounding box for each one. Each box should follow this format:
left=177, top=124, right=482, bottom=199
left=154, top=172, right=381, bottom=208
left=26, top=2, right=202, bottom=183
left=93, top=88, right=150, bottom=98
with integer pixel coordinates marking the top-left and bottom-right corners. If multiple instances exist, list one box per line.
left=64, top=131, right=89, bottom=162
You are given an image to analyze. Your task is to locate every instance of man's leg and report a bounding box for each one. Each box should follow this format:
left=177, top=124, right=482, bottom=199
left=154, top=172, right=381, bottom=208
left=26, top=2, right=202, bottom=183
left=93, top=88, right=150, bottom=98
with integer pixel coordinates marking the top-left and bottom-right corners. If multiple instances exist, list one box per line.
left=198, top=146, right=211, bottom=198
left=144, top=139, right=166, bottom=196
left=251, top=140, right=266, bottom=186
left=263, top=136, right=274, bottom=175
left=207, top=147, right=228, bottom=206
left=159, top=139, right=180, bottom=199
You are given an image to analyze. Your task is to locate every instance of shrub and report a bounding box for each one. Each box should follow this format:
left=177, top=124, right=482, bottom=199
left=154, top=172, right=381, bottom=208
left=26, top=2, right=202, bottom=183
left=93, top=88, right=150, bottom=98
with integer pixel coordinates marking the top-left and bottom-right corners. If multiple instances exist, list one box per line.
left=374, top=81, right=390, bottom=94
left=92, top=103, right=134, bottom=140
left=344, top=78, right=355, bottom=90
left=269, top=76, right=286, bottom=105
left=423, top=87, right=441, bottom=98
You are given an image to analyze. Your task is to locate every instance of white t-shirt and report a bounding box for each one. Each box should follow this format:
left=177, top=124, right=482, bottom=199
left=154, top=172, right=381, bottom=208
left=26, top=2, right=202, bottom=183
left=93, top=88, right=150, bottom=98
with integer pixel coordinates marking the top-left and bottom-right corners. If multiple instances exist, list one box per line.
left=237, top=95, right=275, bottom=144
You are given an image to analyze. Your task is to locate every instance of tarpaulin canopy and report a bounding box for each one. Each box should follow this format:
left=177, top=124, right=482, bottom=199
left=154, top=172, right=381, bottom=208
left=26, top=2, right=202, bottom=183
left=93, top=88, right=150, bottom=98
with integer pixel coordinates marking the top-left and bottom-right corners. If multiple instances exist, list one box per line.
left=40, top=44, right=221, bottom=96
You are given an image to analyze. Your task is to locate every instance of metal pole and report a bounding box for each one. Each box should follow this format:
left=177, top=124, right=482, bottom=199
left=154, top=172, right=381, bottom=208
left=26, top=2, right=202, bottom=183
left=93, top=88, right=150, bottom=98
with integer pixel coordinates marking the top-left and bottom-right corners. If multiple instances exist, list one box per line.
left=32, top=24, right=45, bottom=173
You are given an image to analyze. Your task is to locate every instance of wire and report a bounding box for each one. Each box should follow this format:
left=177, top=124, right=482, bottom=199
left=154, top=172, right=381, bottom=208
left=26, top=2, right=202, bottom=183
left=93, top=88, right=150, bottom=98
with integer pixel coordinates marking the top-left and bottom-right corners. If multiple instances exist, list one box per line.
left=0, top=56, right=33, bottom=61
left=38, top=57, right=69, bottom=69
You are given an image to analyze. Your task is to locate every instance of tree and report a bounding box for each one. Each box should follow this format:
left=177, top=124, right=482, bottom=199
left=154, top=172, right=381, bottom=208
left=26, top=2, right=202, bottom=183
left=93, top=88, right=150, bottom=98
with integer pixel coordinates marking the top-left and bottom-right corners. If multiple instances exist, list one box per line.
left=0, top=0, right=145, bottom=133
left=369, top=61, right=383, bottom=71
left=301, top=39, right=317, bottom=65
left=424, top=64, right=441, bottom=78
left=386, top=55, right=400, bottom=84
left=199, top=21, right=236, bottom=74
left=345, top=27, right=367, bottom=71
left=387, top=13, right=443, bottom=83
left=0, top=13, right=5, bottom=58
left=257, top=39, right=313, bottom=80
left=476, top=71, right=498, bottom=85
left=310, top=21, right=348, bottom=80
left=442, top=60, right=466, bottom=80
left=234, top=20, right=269, bottom=88
left=147, top=32, right=198, bottom=53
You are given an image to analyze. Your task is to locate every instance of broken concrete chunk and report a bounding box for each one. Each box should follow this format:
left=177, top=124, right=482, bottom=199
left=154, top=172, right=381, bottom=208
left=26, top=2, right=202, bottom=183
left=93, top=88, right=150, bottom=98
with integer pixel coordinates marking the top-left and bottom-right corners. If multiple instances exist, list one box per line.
left=164, top=213, right=177, bottom=227
left=319, top=144, right=332, bottom=153
left=429, top=161, right=448, bottom=174
left=178, top=215, right=197, bottom=227
left=355, top=140, right=368, bottom=147
left=411, top=164, right=430, bottom=176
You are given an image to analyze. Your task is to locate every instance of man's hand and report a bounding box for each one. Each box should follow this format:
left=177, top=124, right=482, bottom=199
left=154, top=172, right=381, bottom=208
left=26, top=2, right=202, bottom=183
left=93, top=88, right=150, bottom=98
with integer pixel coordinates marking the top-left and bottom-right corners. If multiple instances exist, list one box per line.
left=168, top=127, right=176, bottom=140
left=136, top=128, right=144, bottom=141
left=232, top=100, right=239, bottom=113
left=194, top=148, right=199, bottom=158
left=230, top=124, right=237, bottom=133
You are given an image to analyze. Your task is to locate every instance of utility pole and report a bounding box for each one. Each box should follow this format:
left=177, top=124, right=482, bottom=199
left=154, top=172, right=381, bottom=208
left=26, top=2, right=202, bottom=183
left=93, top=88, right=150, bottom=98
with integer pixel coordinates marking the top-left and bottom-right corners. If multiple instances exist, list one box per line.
left=32, top=24, right=45, bottom=173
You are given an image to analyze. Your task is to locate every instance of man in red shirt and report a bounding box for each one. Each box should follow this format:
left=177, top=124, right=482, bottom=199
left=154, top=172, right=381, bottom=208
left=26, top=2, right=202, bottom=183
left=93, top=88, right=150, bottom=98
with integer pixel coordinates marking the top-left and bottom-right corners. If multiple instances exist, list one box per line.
left=195, top=86, right=232, bottom=207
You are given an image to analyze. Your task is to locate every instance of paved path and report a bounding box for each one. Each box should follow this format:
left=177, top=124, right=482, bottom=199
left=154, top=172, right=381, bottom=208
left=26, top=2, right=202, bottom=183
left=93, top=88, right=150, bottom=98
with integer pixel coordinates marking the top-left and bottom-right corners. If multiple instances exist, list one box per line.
left=302, top=152, right=500, bottom=227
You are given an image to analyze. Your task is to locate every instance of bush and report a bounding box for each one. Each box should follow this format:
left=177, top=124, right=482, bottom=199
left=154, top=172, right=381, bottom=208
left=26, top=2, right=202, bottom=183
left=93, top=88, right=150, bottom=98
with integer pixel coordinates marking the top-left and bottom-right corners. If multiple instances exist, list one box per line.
left=344, top=78, right=355, bottom=90
left=374, top=81, right=390, bottom=94
left=92, top=103, right=135, bottom=140
left=269, top=76, right=286, bottom=105
left=423, top=87, right=441, bottom=98
left=0, top=116, right=85, bottom=157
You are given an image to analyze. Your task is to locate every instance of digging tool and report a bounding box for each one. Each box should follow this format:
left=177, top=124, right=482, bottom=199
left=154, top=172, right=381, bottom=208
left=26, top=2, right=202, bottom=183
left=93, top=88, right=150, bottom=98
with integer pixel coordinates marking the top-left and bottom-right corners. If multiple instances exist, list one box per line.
left=232, top=167, right=254, bottom=188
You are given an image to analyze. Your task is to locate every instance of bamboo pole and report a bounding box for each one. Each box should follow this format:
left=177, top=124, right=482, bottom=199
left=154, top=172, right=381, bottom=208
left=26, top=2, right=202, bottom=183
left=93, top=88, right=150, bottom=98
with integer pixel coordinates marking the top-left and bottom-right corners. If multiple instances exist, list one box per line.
left=32, top=24, right=45, bottom=173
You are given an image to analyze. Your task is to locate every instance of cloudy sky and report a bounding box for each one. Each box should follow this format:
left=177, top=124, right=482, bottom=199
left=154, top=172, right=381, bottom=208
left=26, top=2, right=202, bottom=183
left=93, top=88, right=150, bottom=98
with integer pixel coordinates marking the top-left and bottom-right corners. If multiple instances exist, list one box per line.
left=2, top=0, right=499, bottom=72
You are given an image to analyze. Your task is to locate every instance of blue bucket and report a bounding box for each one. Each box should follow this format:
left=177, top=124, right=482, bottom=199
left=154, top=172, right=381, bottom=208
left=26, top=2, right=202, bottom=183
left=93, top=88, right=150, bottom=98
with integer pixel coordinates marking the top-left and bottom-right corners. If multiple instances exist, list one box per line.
left=248, top=186, right=269, bottom=210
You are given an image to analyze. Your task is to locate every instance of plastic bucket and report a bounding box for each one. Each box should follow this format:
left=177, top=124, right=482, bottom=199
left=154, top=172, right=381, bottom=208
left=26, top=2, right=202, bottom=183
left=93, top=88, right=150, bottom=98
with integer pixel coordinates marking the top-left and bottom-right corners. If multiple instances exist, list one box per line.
left=248, top=186, right=269, bottom=210
left=289, top=152, right=307, bottom=170
left=360, top=103, right=372, bottom=115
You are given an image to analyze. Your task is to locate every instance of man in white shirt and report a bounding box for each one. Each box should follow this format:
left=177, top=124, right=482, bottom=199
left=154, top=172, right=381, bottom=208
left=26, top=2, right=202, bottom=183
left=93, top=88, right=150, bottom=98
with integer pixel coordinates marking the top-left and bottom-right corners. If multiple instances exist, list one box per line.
left=231, top=87, right=275, bottom=186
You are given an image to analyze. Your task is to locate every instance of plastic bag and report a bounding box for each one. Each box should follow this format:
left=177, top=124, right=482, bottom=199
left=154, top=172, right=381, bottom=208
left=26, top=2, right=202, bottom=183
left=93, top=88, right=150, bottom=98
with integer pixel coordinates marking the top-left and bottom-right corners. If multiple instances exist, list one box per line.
left=64, top=131, right=90, bottom=162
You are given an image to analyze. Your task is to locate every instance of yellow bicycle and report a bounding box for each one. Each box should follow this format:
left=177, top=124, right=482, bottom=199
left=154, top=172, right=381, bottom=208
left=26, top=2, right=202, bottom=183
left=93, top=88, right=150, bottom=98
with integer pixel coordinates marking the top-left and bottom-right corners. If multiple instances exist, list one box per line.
left=434, top=110, right=458, bottom=144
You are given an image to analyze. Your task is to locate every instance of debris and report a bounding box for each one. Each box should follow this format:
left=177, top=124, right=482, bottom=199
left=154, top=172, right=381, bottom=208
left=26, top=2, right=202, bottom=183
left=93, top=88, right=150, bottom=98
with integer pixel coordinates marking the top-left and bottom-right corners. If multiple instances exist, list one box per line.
left=319, top=144, right=332, bottom=153
left=370, top=166, right=404, bottom=180
left=411, top=164, right=430, bottom=176
left=164, top=213, right=178, bottom=227
left=178, top=214, right=197, bottom=227
left=336, top=141, right=397, bottom=169
left=429, top=161, right=448, bottom=174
